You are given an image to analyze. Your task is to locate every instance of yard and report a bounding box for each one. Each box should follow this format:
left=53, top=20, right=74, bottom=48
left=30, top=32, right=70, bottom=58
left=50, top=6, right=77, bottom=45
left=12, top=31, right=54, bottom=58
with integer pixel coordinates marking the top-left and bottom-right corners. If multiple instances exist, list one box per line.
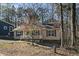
left=0, top=39, right=79, bottom=56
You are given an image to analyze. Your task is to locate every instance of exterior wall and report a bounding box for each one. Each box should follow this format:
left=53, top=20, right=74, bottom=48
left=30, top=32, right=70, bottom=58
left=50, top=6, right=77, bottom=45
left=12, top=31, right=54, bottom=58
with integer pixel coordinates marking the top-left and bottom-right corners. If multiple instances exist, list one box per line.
left=30, top=29, right=61, bottom=40
left=54, top=29, right=61, bottom=40
left=14, top=31, right=23, bottom=39
left=13, top=26, right=61, bottom=40
left=43, top=29, right=61, bottom=40
left=14, top=29, right=61, bottom=40
left=0, top=20, right=14, bottom=38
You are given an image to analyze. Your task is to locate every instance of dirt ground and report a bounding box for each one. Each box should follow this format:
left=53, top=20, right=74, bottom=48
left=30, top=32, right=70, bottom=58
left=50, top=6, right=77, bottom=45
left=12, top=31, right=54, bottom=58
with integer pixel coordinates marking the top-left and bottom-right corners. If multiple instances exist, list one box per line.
left=0, top=39, right=79, bottom=56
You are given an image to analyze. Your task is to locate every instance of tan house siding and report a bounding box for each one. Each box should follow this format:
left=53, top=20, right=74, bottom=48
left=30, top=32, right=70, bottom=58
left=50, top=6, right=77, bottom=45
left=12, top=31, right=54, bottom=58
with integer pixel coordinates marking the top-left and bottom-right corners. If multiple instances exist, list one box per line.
left=29, top=29, right=61, bottom=40
left=44, top=29, right=61, bottom=40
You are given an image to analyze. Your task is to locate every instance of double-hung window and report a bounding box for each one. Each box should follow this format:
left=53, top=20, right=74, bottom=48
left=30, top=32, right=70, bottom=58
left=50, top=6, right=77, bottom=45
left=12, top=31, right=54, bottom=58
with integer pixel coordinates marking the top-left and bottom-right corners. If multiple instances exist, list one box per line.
left=46, top=30, right=56, bottom=36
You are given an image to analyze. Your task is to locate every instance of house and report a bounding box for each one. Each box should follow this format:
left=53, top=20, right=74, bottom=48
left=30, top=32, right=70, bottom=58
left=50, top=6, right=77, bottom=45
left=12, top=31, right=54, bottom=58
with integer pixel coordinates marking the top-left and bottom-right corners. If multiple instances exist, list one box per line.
left=0, top=20, right=14, bottom=38
left=13, top=16, right=61, bottom=40
left=13, top=22, right=61, bottom=40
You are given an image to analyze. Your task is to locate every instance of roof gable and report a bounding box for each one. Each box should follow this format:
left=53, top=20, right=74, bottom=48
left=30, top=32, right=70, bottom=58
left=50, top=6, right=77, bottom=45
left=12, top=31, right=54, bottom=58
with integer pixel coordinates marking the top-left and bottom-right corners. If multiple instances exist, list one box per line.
left=0, top=20, right=14, bottom=26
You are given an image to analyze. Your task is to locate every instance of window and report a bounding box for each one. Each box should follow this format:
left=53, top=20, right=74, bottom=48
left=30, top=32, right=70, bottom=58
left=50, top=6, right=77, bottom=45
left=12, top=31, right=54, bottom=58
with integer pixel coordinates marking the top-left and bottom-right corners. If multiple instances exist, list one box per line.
left=32, top=30, right=40, bottom=35
left=3, top=26, right=8, bottom=30
left=16, top=31, right=23, bottom=36
left=46, top=30, right=56, bottom=36
left=9, top=26, right=13, bottom=31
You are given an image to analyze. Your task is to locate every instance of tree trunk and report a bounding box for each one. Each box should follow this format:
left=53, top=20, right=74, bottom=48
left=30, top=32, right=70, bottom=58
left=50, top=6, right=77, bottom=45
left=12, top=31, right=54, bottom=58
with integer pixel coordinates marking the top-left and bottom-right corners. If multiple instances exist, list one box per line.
left=70, top=3, right=76, bottom=47
left=60, top=3, right=64, bottom=47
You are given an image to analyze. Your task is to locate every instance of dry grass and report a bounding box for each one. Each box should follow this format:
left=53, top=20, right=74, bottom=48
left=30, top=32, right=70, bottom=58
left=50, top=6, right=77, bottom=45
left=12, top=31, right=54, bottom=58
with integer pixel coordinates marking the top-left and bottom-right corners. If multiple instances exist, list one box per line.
left=0, top=41, right=79, bottom=56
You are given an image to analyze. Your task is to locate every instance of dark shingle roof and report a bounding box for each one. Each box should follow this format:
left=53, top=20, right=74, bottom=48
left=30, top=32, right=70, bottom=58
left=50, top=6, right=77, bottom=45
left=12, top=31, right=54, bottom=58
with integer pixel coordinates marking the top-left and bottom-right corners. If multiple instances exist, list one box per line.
left=0, top=20, right=14, bottom=26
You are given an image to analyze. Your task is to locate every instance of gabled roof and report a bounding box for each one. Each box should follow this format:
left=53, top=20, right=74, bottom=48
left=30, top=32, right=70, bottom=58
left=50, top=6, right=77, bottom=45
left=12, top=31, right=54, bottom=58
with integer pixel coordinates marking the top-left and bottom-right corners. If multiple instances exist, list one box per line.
left=13, top=22, right=59, bottom=32
left=34, top=23, right=54, bottom=29
left=0, top=20, right=14, bottom=26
